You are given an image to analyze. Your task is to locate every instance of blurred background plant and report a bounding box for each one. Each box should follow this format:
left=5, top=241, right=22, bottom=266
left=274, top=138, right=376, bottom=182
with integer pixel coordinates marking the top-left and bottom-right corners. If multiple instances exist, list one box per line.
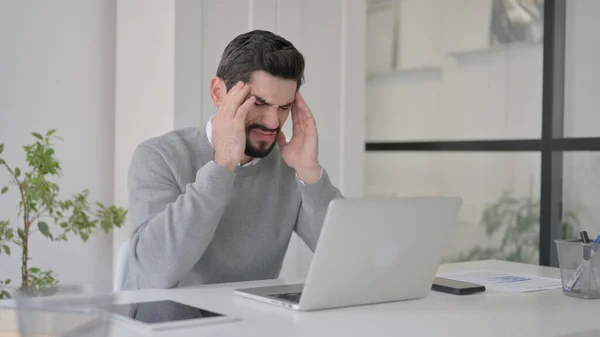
left=453, top=187, right=579, bottom=263
left=0, top=130, right=127, bottom=299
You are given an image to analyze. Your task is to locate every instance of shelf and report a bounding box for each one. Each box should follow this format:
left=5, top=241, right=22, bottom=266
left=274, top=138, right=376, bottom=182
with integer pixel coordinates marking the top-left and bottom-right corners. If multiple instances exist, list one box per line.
left=446, top=40, right=543, bottom=58
left=367, top=65, right=442, bottom=81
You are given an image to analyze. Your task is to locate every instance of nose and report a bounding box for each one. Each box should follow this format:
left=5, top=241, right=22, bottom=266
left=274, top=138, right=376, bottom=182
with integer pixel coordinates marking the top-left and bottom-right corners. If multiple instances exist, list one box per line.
left=261, top=106, right=280, bottom=130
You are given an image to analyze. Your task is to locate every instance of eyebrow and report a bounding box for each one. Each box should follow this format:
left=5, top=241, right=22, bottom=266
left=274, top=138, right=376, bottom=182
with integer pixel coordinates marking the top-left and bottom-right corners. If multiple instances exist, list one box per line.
left=252, top=94, right=295, bottom=109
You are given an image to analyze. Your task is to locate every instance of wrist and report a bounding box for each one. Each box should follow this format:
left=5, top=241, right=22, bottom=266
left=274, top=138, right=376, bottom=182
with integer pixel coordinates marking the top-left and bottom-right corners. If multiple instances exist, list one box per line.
left=295, top=164, right=322, bottom=184
left=213, top=155, right=237, bottom=171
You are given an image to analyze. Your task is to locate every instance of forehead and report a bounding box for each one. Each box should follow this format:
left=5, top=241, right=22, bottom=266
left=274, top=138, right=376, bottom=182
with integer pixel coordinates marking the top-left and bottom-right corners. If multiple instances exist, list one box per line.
left=248, top=70, right=297, bottom=105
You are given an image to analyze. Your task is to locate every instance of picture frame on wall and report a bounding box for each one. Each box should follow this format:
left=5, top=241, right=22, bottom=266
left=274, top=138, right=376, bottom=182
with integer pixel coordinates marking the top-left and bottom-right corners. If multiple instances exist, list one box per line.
left=443, top=0, right=545, bottom=55
left=490, top=0, right=544, bottom=46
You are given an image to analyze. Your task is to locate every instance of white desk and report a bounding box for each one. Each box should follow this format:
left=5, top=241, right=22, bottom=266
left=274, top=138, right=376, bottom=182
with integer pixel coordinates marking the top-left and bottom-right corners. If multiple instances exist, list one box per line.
left=94, top=259, right=600, bottom=337
left=3, top=260, right=599, bottom=337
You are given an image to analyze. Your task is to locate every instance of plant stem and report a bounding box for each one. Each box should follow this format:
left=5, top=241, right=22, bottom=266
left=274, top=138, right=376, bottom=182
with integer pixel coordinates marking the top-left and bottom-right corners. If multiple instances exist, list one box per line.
left=2, top=162, right=19, bottom=186
left=29, top=208, right=48, bottom=224
left=19, top=182, right=29, bottom=289
left=0, top=161, right=29, bottom=288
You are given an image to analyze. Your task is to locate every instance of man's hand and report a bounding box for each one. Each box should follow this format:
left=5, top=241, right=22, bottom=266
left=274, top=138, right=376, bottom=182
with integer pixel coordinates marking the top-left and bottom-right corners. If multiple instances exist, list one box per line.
left=212, top=81, right=256, bottom=171
left=277, top=92, right=321, bottom=184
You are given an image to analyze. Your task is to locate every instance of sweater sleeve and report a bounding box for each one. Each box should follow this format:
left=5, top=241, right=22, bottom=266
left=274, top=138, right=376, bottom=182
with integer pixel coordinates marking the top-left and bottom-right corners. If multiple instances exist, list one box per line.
left=294, top=168, right=343, bottom=251
left=125, top=144, right=235, bottom=289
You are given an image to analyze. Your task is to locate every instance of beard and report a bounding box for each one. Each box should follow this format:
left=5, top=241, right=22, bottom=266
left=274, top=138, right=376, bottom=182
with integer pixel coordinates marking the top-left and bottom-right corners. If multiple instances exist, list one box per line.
left=244, top=124, right=280, bottom=158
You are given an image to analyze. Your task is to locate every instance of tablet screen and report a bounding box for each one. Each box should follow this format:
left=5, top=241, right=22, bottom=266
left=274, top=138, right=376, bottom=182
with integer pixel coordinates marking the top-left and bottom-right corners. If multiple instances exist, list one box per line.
left=101, top=300, right=224, bottom=324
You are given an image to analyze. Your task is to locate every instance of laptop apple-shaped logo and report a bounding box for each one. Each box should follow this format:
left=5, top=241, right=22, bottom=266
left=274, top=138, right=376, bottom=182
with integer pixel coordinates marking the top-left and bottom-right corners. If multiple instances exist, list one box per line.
left=373, top=239, right=402, bottom=268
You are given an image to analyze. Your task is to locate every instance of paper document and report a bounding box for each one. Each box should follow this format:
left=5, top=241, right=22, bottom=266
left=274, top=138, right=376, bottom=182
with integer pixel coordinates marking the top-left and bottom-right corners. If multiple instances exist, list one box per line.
left=438, top=269, right=562, bottom=293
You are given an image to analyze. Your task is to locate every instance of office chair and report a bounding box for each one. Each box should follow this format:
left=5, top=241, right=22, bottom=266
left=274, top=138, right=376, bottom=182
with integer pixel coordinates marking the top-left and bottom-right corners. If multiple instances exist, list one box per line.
left=113, top=239, right=130, bottom=292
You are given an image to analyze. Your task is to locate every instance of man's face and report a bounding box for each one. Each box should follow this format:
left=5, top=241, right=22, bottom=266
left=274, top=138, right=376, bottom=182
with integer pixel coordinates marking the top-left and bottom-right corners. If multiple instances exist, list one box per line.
left=242, top=71, right=297, bottom=158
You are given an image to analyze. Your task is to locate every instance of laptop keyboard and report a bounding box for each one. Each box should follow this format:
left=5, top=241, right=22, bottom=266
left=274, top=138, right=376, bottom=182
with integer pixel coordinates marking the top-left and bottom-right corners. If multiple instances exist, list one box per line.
left=269, top=292, right=302, bottom=303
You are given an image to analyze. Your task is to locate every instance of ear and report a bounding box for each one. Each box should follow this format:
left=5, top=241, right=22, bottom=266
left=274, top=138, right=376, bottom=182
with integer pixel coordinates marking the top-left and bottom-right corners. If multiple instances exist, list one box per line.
left=210, top=76, right=226, bottom=106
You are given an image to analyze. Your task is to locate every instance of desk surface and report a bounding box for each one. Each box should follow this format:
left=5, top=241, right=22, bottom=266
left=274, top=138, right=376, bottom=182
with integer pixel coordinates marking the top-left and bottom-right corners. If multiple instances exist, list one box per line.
left=2, top=260, right=599, bottom=337
left=97, top=259, right=600, bottom=337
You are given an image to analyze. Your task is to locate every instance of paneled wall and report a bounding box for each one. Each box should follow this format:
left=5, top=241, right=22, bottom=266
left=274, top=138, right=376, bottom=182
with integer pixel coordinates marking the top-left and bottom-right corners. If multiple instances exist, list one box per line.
left=114, top=0, right=365, bottom=281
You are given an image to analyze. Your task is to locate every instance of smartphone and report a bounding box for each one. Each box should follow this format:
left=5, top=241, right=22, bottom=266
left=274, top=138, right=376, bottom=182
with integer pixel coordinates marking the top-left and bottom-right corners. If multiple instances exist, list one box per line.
left=432, top=277, right=486, bottom=295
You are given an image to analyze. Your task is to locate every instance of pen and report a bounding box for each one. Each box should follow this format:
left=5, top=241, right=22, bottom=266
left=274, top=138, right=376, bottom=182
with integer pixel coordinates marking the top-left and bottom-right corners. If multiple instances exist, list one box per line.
left=591, top=234, right=600, bottom=290
left=592, top=233, right=600, bottom=246
left=581, top=231, right=592, bottom=260
left=581, top=231, right=591, bottom=244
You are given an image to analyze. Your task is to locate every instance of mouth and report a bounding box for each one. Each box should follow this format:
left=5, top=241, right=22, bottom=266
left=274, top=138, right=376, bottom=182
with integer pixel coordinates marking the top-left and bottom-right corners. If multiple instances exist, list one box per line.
left=251, top=129, right=276, bottom=141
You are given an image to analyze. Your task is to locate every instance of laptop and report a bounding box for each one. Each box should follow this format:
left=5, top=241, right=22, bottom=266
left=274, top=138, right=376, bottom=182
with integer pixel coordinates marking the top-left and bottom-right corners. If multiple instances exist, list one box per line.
left=233, top=196, right=462, bottom=311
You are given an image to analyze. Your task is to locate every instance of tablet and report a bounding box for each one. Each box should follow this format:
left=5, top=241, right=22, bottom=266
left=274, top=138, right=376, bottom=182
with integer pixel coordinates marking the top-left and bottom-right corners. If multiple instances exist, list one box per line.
left=99, top=300, right=237, bottom=331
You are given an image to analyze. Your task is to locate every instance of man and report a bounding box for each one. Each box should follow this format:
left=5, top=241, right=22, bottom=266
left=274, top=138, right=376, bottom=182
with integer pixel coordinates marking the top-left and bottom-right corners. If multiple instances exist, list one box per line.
left=123, top=30, right=343, bottom=290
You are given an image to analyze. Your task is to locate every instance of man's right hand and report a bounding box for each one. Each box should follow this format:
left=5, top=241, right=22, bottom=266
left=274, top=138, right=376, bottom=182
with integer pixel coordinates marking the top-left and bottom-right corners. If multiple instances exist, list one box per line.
left=211, top=81, right=256, bottom=171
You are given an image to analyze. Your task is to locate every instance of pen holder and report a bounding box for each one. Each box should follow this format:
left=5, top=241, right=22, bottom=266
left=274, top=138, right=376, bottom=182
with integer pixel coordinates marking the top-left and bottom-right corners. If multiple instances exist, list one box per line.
left=555, top=239, right=600, bottom=299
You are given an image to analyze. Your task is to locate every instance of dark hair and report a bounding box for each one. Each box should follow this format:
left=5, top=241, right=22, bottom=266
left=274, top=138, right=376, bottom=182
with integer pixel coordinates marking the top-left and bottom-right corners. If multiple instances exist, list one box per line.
left=216, top=30, right=305, bottom=91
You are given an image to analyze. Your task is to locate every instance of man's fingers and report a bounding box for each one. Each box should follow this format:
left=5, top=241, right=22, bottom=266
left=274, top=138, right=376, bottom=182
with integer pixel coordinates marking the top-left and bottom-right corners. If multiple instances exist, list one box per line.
left=294, top=91, right=311, bottom=113
left=230, top=83, right=251, bottom=109
left=291, top=111, right=303, bottom=135
left=276, top=131, right=287, bottom=149
left=291, top=103, right=308, bottom=135
left=292, top=92, right=310, bottom=122
left=220, top=82, right=250, bottom=117
left=293, top=94, right=317, bottom=133
left=226, top=81, right=244, bottom=97
left=291, top=101, right=303, bottom=125
left=296, top=92, right=316, bottom=122
left=235, top=95, right=256, bottom=120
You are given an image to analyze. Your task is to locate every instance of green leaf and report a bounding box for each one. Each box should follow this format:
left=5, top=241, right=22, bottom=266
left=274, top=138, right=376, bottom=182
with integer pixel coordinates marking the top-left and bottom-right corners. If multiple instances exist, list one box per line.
left=29, top=267, right=40, bottom=274
left=32, top=132, right=43, bottom=141
left=2, top=245, right=10, bottom=256
left=17, top=228, right=25, bottom=241
left=0, top=159, right=4, bottom=165
left=46, top=130, right=56, bottom=137
left=0, top=290, right=11, bottom=300
left=1, top=186, right=7, bottom=195
left=5, top=279, right=10, bottom=285
left=5, top=229, right=14, bottom=241
left=38, top=221, right=52, bottom=239
left=0, top=144, right=3, bottom=154
left=80, top=232, right=89, bottom=242
left=14, top=167, right=21, bottom=177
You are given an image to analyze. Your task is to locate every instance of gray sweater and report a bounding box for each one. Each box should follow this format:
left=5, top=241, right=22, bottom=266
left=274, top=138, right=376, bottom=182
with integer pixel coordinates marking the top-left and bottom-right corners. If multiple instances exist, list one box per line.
left=123, top=126, right=342, bottom=290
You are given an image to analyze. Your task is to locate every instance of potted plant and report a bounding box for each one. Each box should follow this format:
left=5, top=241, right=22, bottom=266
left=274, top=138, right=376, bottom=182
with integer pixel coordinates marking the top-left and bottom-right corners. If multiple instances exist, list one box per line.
left=0, top=130, right=127, bottom=299
left=452, top=189, right=580, bottom=263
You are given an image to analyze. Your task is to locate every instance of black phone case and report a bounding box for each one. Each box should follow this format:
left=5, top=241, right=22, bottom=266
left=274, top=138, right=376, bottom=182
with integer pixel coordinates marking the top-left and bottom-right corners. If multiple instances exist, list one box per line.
left=431, top=283, right=486, bottom=295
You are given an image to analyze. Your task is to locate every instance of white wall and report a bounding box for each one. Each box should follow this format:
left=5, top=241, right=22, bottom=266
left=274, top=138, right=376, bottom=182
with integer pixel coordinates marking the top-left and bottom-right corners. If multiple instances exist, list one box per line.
left=113, top=0, right=365, bottom=281
left=112, top=0, right=176, bottom=276
left=174, top=0, right=203, bottom=130
left=0, top=0, right=116, bottom=291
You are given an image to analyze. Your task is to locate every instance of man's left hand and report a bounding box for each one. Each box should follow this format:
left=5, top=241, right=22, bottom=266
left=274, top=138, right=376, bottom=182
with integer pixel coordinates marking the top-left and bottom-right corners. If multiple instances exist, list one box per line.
left=277, top=91, right=321, bottom=184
